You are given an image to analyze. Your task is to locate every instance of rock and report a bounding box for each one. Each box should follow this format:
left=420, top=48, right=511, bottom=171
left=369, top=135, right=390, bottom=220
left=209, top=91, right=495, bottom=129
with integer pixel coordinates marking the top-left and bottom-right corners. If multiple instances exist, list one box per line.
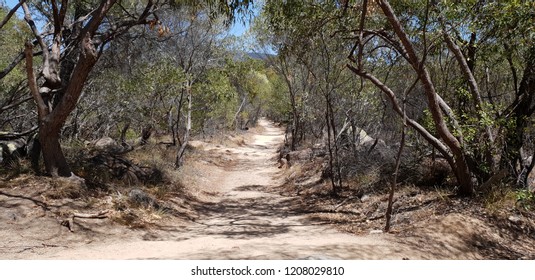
left=278, top=158, right=288, bottom=169
left=0, top=138, right=26, bottom=163
left=370, top=229, right=383, bottom=234
left=357, top=129, right=375, bottom=145
left=295, top=174, right=322, bottom=187
left=93, top=136, right=117, bottom=150
left=128, top=189, right=159, bottom=208
left=288, top=148, right=313, bottom=161
left=56, top=174, right=86, bottom=189
left=508, top=215, right=522, bottom=225
left=528, top=165, right=535, bottom=192
left=360, top=194, right=371, bottom=202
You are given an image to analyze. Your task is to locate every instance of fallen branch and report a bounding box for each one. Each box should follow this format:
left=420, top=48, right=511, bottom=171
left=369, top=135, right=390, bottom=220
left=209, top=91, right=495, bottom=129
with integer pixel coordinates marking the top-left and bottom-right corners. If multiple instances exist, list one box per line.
left=332, top=197, right=354, bottom=211
left=62, top=210, right=109, bottom=232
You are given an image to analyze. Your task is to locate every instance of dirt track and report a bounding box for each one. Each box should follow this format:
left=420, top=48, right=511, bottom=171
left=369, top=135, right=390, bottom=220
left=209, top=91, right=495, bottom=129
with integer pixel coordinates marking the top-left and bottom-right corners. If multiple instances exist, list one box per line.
left=1, top=119, right=489, bottom=259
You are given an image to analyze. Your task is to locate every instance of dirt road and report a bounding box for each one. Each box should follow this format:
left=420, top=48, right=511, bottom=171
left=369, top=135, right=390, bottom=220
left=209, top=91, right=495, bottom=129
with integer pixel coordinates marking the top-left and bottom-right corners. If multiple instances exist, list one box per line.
left=1, top=119, right=484, bottom=259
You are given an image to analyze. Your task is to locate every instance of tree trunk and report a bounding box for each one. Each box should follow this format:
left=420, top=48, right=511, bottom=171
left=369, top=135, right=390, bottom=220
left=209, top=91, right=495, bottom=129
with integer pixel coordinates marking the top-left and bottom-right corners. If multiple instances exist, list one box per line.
left=232, top=97, right=247, bottom=129
left=39, top=124, right=71, bottom=177
left=27, top=133, right=41, bottom=173
left=175, top=82, right=192, bottom=168
left=385, top=114, right=406, bottom=232
left=324, top=93, right=339, bottom=196
left=279, top=56, right=301, bottom=151
left=120, top=122, right=130, bottom=145
left=501, top=44, right=535, bottom=183
left=140, top=125, right=152, bottom=146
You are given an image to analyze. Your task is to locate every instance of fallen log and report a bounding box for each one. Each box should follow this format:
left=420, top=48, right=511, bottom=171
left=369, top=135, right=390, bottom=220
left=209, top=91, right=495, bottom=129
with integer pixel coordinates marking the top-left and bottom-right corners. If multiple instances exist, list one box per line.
left=61, top=210, right=109, bottom=232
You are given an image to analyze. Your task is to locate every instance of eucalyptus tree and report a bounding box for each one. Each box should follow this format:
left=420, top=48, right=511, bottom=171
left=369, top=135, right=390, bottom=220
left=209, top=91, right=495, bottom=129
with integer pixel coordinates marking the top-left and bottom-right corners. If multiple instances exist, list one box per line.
left=0, top=0, right=252, bottom=177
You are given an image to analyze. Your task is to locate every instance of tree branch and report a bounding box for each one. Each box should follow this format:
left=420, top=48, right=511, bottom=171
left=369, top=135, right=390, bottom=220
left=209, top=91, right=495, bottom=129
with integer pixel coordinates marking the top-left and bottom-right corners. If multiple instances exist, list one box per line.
left=22, top=3, right=49, bottom=65
left=377, top=0, right=474, bottom=194
left=0, top=96, right=32, bottom=113
left=356, top=0, right=368, bottom=70
left=0, top=43, right=44, bottom=80
left=441, top=19, right=494, bottom=145
left=377, top=0, right=463, bottom=152
left=0, top=0, right=25, bottom=30
left=0, top=126, right=38, bottom=140
left=24, top=42, right=48, bottom=120
left=347, top=63, right=452, bottom=161
left=47, top=0, right=118, bottom=131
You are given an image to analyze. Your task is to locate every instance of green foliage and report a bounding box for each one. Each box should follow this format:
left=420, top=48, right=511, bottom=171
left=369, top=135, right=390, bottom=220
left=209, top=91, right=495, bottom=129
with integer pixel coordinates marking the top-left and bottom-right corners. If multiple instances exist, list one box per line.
left=421, top=109, right=437, bottom=136
left=169, top=0, right=254, bottom=25
left=516, top=189, right=535, bottom=211
left=193, top=67, right=237, bottom=128
left=262, top=68, right=291, bottom=121
left=77, top=58, right=186, bottom=138
left=0, top=6, right=29, bottom=87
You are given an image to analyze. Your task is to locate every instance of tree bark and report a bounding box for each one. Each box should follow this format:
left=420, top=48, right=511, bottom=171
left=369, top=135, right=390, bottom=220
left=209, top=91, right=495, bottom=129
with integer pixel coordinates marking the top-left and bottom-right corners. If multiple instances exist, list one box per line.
left=23, top=1, right=118, bottom=177
left=175, top=82, right=192, bottom=168
left=279, top=56, right=301, bottom=151
left=39, top=124, right=71, bottom=177
left=385, top=109, right=406, bottom=232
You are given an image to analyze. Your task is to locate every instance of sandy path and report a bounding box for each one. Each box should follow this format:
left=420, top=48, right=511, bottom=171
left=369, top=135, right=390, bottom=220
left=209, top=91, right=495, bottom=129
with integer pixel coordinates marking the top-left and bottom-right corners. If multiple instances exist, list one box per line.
left=2, top=118, right=477, bottom=259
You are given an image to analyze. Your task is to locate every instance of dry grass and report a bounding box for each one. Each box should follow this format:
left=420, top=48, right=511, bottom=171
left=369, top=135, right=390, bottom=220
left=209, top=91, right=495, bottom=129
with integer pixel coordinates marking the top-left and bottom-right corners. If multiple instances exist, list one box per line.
left=0, top=137, right=210, bottom=231
left=46, top=178, right=87, bottom=199
left=271, top=146, right=535, bottom=259
left=0, top=158, right=34, bottom=180
left=481, top=184, right=518, bottom=214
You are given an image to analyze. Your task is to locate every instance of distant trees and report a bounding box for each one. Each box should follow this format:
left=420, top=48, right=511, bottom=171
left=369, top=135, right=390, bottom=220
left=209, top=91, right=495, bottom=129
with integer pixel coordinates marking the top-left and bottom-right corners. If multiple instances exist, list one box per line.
left=257, top=1, right=379, bottom=195
left=74, top=5, right=283, bottom=168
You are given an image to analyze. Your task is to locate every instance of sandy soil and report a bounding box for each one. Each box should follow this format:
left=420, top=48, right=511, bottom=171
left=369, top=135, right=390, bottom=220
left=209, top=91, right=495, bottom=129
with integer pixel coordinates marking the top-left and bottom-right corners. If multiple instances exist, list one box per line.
left=1, top=118, right=523, bottom=259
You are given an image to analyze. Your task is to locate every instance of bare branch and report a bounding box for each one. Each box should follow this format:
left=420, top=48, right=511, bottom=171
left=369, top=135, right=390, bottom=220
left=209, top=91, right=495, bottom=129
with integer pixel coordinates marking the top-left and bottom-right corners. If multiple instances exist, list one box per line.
left=346, top=63, right=452, bottom=161
left=0, top=126, right=38, bottom=140
left=24, top=42, right=48, bottom=119
left=22, top=3, right=48, bottom=60
left=0, top=0, right=25, bottom=30
left=0, top=96, right=32, bottom=113
left=357, top=0, right=368, bottom=69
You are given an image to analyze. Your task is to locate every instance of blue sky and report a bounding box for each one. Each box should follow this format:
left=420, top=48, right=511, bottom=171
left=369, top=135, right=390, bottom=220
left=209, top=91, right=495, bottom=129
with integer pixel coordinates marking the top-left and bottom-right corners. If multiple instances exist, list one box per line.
left=3, top=0, right=25, bottom=18
left=229, top=21, right=249, bottom=37
left=3, top=0, right=250, bottom=37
